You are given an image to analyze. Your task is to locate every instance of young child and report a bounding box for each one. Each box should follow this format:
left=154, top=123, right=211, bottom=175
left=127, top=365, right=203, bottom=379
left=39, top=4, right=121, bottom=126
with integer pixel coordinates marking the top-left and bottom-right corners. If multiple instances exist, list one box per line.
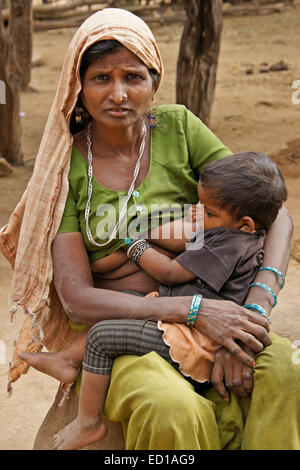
left=19, top=151, right=287, bottom=450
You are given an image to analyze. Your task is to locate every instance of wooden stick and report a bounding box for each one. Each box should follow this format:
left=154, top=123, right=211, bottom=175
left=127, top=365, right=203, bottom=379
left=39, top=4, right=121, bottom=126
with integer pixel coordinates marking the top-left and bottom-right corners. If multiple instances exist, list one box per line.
left=2, top=1, right=168, bottom=22
left=33, top=13, right=186, bottom=32
left=223, top=2, right=285, bottom=15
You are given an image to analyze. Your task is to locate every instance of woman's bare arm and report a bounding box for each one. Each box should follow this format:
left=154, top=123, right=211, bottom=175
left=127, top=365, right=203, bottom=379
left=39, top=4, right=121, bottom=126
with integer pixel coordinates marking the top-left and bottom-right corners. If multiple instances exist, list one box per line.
left=244, top=205, right=293, bottom=313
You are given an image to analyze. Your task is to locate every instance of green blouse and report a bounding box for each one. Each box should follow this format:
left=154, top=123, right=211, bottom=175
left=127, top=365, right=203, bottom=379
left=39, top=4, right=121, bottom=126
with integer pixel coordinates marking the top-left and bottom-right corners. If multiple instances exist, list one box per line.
left=57, top=104, right=232, bottom=262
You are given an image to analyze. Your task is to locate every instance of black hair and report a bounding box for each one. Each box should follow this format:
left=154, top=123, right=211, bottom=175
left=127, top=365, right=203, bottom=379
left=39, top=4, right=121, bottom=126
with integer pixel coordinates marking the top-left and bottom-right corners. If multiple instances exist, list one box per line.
left=70, top=39, right=159, bottom=134
left=199, top=152, right=287, bottom=230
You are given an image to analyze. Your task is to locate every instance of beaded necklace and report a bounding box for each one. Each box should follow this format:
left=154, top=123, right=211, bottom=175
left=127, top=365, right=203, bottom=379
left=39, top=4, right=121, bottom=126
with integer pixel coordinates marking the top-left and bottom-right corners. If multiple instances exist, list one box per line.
left=85, top=120, right=147, bottom=247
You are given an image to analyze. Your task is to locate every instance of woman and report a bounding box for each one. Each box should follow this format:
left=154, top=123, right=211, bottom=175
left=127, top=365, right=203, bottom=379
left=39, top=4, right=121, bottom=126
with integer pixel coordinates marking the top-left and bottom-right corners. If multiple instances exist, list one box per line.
left=0, top=8, right=298, bottom=450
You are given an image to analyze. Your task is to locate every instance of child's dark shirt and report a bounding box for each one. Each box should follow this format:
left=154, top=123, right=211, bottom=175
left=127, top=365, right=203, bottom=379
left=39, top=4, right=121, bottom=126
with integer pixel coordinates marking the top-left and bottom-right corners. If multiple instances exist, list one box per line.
left=159, top=227, right=266, bottom=305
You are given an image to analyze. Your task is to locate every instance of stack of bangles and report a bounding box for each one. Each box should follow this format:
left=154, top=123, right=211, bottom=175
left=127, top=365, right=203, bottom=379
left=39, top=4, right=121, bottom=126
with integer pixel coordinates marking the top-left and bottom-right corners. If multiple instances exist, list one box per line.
left=243, top=266, right=285, bottom=321
left=187, top=294, right=202, bottom=327
left=126, top=238, right=151, bottom=265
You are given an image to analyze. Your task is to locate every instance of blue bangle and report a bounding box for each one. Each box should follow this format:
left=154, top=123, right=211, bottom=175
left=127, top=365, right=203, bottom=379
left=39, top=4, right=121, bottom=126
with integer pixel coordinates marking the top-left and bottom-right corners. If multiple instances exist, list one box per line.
left=244, top=303, right=269, bottom=321
left=249, top=282, right=277, bottom=307
left=187, top=294, right=202, bottom=327
left=258, top=266, right=285, bottom=289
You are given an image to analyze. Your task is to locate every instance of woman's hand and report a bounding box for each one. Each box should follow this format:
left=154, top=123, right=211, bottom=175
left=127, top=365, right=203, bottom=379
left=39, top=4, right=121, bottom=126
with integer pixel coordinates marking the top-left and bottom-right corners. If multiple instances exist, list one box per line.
left=211, top=345, right=256, bottom=401
left=195, top=298, right=271, bottom=368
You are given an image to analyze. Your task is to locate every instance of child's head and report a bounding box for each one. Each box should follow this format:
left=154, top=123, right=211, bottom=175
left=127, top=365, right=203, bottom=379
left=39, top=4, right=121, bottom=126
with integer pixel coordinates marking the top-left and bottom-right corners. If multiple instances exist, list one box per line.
left=198, top=152, right=287, bottom=232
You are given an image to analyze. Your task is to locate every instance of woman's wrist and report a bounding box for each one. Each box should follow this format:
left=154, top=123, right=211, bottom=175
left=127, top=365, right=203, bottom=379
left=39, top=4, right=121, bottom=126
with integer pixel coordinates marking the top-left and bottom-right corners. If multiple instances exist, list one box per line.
left=246, top=287, right=272, bottom=314
left=246, top=269, right=285, bottom=315
left=249, top=204, right=292, bottom=315
left=186, top=294, right=203, bottom=327
left=151, top=295, right=192, bottom=324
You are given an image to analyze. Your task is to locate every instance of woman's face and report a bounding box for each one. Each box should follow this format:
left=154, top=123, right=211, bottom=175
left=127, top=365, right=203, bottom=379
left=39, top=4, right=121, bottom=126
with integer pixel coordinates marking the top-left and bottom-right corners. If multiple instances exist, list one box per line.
left=80, top=47, right=155, bottom=130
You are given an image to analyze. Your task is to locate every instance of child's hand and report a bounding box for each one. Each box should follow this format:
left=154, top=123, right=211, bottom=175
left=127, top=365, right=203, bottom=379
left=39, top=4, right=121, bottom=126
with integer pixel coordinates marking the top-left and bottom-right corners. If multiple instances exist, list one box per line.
left=187, top=203, right=203, bottom=222
left=186, top=204, right=195, bottom=223
left=145, top=291, right=160, bottom=298
left=185, top=204, right=204, bottom=239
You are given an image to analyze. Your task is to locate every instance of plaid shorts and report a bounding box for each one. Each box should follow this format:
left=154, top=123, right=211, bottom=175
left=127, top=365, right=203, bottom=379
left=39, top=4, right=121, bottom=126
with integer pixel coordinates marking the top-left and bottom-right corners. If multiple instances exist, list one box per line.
left=82, top=319, right=173, bottom=375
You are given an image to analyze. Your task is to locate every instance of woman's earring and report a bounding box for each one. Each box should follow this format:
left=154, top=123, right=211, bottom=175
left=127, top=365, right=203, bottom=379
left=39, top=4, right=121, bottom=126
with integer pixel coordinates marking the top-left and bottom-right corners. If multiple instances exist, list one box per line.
left=148, top=104, right=157, bottom=128
left=75, top=106, right=84, bottom=124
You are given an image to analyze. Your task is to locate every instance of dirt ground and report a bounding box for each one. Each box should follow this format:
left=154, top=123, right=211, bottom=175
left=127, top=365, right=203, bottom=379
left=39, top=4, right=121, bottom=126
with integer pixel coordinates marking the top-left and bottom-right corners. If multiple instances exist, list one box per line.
left=0, top=5, right=300, bottom=450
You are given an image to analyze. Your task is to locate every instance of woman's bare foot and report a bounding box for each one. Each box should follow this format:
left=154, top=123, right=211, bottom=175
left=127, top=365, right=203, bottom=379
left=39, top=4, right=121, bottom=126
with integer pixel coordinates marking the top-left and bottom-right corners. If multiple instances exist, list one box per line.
left=53, top=417, right=107, bottom=450
left=18, top=351, right=79, bottom=384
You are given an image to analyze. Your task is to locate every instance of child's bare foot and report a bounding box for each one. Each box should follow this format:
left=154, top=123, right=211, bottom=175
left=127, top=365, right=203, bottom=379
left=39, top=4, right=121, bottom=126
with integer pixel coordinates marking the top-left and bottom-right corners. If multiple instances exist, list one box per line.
left=53, top=417, right=107, bottom=450
left=18, top=351, right=79, bottom=384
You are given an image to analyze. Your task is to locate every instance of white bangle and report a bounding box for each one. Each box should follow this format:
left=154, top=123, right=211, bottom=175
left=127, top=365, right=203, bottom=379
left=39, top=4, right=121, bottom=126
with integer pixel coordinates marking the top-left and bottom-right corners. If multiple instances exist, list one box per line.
left=126, top=238, right=146, bottom=258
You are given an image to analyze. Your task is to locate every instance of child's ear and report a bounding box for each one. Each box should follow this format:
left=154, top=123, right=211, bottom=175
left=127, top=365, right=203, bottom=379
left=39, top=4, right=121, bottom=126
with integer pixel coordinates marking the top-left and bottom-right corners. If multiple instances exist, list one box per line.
left=238, top=216, right=256, bottom=233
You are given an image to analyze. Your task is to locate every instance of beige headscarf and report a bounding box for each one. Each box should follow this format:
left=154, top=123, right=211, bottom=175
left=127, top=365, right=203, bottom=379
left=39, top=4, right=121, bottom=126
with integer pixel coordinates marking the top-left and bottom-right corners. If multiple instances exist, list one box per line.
left=0, top=8, right=164, bottom=387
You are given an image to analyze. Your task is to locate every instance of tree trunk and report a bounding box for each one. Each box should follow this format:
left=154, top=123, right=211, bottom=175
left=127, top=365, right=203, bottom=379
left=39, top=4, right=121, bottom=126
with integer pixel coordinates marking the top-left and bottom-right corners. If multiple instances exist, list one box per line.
left=9, top=0, right=33, bottom=90
left=176, top=0, right=223, bottom=125
left=0, top=6, right=23, bottom=165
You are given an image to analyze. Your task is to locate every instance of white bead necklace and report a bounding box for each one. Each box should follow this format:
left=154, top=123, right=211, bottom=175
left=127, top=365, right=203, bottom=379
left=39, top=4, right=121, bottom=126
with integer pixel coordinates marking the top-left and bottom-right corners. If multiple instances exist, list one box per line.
left=85, top=120, right=147, bottom=247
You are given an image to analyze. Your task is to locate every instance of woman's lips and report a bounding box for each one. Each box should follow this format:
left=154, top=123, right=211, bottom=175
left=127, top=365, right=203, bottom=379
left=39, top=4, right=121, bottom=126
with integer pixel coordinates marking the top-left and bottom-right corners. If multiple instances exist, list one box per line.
left=105, top=108, right=130, bottom=117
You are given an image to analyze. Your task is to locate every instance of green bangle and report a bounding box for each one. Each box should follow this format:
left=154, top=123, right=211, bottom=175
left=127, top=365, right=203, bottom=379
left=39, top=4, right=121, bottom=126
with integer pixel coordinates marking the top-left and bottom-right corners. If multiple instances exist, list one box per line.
left=244, top=303, right=270, bottom=321
left=249, top=282, right=277, bottom=307
left=187, top=294, right=202, bottom=327
left=258, top=266, right=285, bottom=289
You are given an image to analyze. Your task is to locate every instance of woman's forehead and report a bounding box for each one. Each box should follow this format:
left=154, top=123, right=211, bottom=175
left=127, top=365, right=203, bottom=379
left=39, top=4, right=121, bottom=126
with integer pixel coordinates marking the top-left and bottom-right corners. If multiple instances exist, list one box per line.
left=84, top=47, right=149, bottom=72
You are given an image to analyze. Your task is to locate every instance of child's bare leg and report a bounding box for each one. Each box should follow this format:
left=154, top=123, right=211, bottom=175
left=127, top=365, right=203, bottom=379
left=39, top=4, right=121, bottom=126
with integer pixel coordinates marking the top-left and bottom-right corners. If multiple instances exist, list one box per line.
left=53, top=371, right=109, bottom=450
left=18, top=328, right=89, bottom=384
left=53, top=317, right=170, bottom=449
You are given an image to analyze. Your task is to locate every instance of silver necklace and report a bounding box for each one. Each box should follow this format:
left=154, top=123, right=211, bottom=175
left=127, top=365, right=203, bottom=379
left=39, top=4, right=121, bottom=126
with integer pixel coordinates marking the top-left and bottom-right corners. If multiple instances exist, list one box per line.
left=85, top=120, right=147, bottom=247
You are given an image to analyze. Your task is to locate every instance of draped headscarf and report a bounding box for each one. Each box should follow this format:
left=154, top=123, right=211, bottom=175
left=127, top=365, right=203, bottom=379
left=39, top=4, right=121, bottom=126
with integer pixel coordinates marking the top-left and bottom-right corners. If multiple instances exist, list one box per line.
left=0, top=8, right=164, bottom=387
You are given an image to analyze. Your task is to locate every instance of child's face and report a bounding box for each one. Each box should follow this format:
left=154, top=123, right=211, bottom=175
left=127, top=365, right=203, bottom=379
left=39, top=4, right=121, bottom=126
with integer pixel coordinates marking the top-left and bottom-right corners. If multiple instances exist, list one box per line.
left=197, top=183, right=240, bottom=230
